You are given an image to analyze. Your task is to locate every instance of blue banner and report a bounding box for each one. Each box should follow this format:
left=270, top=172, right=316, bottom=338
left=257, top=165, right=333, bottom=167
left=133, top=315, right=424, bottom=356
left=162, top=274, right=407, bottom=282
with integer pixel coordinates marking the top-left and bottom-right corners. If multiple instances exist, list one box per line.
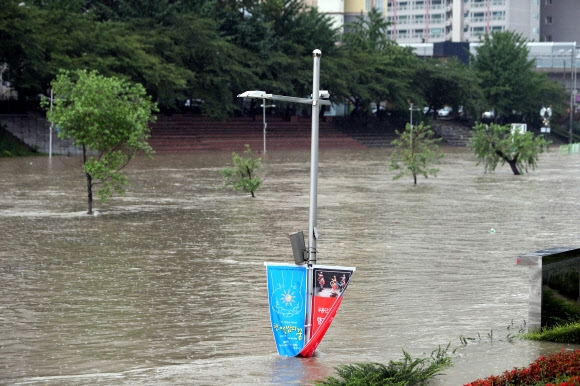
left=265, top=264, right=307, bottom=356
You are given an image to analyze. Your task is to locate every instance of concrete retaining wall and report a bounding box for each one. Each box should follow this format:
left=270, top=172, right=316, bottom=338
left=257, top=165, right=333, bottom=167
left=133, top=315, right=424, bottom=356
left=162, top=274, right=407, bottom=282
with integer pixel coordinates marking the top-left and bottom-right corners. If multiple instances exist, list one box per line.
left=0, top=113, right=82, bottom=155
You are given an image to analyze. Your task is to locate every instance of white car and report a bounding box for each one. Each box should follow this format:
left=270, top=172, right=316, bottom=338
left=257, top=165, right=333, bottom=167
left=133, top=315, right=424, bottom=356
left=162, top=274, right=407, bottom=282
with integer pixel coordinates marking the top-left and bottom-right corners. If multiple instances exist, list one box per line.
left=482, top=109, right=495, bottom=119
left=437, top=107, right=452, bottom=117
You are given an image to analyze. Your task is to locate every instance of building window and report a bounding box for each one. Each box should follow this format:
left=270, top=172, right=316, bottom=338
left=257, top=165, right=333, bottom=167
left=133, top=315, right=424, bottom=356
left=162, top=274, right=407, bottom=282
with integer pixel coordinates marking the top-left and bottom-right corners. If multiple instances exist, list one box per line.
left=491, top=11, right=505, bottom=20
left=545, top=16, right=552, bottom=24
left=545, top=0, right=552, bottom=5
left=491, top=26, right=503, bottom=32
left=429, top=28, right=443, bottom=37
left=472, top=12, right=485, bottom=22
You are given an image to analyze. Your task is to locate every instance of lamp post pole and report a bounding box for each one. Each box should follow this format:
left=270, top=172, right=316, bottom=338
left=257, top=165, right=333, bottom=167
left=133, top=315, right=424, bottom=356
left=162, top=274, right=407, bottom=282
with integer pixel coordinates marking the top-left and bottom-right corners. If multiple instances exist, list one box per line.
left=570, top=48, right=576, bottom=144
left=409, top=103, right=420, bottom=150
left=49, top=89, right=53, bottom=159
left=261, top=99, right=275, bottom=154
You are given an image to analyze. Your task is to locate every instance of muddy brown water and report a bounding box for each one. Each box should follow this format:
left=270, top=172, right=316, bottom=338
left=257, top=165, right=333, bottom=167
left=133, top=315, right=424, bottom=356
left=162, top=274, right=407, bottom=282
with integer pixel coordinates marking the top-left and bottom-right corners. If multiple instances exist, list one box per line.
left=1, top=147, right=579, bottom=385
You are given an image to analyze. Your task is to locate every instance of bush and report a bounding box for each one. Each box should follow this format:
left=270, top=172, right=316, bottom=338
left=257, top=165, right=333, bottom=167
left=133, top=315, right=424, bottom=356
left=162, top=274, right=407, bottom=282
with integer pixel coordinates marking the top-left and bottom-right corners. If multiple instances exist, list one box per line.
left=220, top=144, right=262, bottom=197
left=465, top=349, right=580, bottom=385
left=526, top=322, right=580, bottom=345
left=314, top=345, right=452, bottom=386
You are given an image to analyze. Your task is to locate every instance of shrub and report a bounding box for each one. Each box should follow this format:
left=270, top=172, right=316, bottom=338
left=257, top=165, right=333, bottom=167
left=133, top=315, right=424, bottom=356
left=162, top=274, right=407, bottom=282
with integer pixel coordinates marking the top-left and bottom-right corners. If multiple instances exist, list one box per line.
left=526, top=322, right=580, bottom=345
left=314, top=345, right=452, bottom=386
left=464, top=349, right=580, bottom=385
left=220, top=144, right=262, bottom=198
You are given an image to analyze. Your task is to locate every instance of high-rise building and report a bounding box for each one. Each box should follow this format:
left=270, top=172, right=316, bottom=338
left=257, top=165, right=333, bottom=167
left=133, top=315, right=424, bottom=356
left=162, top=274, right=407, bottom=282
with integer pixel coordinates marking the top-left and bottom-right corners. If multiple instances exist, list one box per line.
left=540, top=0, right=580, bottom=43
left=307, top=1, right=579, bottom=45
left=386, top=0, right=540, bottom=44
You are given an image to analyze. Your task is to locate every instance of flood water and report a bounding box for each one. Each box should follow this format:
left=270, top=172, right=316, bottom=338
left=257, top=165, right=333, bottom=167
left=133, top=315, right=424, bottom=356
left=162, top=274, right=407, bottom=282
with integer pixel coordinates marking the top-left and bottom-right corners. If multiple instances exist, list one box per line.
left=1, top=147, right=580, bottom=385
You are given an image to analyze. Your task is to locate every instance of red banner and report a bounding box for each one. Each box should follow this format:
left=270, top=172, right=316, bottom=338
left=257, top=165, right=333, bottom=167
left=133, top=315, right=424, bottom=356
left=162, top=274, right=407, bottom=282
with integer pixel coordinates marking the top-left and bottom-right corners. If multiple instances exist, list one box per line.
left=298, top=266, right=354, bottom=358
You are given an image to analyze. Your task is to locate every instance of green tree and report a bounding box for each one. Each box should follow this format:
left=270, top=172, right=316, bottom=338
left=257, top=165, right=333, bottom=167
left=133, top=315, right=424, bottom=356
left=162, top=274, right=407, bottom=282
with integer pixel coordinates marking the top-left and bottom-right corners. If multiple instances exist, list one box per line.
left=43, top=69, right=158, bottom=214
left=470, top=31, right=567, bottom=124
left=221, top=144, right=262, bottom=197
left=390, top=122, right=444, bottom=185
left=470, top=122, right=550, bottom=175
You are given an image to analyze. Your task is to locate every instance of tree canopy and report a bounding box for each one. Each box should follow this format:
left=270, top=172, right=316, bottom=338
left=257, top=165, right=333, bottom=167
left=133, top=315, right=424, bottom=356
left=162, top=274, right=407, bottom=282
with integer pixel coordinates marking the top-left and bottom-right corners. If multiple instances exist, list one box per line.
left=0, top=1, right=570, bottom=129
left=470, top=30, right=568, bottom=125
left=390, top=122, right=444, bottom=185
left=470, top=122, right=549, bottom=175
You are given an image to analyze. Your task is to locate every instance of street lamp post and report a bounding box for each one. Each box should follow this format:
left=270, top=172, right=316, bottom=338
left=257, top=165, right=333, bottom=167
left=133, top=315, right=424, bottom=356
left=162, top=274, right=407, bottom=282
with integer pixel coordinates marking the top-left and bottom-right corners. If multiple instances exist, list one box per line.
left=238, top=50, right=331, bottom=267
left=261, top=99, right=275, bottom=154
left=238, top=49, right=331, bottom=345
left=49, top=89, right=53, bottom=159
left=570, top=47, right=577, bottom=144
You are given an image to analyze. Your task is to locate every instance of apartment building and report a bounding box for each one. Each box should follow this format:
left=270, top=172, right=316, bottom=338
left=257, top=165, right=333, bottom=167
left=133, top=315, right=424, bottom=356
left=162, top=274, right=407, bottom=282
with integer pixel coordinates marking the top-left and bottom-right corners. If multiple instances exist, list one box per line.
left=386, top=0, right=540, bottom=43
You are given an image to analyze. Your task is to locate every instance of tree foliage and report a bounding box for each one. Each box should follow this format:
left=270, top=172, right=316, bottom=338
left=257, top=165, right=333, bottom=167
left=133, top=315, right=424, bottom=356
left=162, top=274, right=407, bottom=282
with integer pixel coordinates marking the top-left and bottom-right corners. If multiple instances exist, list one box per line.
left=470, top=31, right=567, bottom=124
left=390, top=122, right=444, bottom=184
left=415, top=57, right=483, bottom=119
left=221, top=144, right=262, bottom=197
left=43, top=69, right=158, bottom=214
left=470, top=122, right=550, bottom=175
left=0, top=1, right=570, bottom=133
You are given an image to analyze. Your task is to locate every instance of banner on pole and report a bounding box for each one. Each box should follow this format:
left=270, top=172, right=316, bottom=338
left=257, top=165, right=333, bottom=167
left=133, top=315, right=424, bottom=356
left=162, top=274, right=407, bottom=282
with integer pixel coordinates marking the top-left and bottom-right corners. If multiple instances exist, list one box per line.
left=265, top=263, right=308, bottom=356
left=265, top=263, right=355, bottom=357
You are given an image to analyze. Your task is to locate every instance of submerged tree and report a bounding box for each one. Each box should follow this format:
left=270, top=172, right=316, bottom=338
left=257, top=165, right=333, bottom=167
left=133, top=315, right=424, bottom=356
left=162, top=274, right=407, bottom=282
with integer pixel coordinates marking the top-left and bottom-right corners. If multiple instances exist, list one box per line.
left=221, top=144, right=262, bottom=197
left=470, top=122, right=550, bottom=175
left=43, top=69, right=158, bottom=214
left=390, top=122, right=444, bottom=185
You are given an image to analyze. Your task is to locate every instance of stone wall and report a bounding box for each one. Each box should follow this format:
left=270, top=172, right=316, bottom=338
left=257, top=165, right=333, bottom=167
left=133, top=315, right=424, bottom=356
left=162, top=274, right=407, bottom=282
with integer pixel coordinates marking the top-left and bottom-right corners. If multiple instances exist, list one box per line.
left=0, top=113, right=82, bottom=155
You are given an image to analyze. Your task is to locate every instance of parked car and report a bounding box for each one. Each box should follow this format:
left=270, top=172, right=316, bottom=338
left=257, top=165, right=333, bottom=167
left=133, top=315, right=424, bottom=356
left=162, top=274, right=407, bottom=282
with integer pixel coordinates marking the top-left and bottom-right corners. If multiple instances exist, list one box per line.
left=437, top=106, right=453, bottom=117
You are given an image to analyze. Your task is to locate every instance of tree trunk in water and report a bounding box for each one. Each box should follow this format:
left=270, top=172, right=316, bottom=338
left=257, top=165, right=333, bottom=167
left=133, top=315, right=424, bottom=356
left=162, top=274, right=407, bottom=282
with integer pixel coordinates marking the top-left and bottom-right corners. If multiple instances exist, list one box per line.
left=496, top=149, right=521, bottom=175
left=508, top=160, right=521, bottom=175
left=83, top=145, right=93, bottom=215
left=413, top=172, right=417, bottom=185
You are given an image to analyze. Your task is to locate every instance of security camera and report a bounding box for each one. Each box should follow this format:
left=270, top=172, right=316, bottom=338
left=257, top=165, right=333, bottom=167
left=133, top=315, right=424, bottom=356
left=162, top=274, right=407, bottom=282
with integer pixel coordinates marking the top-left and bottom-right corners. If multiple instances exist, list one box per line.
left=319, top=90, right=330, bottom=99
